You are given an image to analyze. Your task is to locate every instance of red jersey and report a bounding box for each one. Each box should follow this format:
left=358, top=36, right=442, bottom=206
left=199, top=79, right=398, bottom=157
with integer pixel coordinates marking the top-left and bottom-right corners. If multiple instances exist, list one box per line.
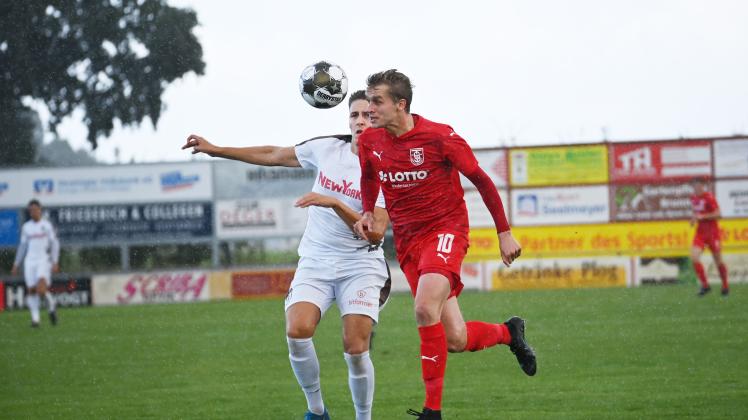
left=691, top=191, right=720, bottom=238
left=358, top=115, right=507, bottom=256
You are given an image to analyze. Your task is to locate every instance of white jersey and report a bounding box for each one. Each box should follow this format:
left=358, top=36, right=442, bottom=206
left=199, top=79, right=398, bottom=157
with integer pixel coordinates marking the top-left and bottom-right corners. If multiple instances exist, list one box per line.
left=295, top=135, right=386, bottom=259
left=15, top=218, right=60, bottom=265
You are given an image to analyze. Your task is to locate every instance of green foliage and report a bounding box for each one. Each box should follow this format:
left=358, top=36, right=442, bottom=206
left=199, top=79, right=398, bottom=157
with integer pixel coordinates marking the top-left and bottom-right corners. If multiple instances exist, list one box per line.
left=0, top=0, right=205, bottom=149
left=0, top=101, right=39, bottom=166
left=1, top=285, right=746, bottom=419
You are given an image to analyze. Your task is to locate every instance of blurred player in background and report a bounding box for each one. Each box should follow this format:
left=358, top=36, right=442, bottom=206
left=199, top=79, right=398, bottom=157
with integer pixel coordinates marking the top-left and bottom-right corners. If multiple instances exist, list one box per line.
left=10, top=199, right=60, bottom=327
left=354, top=70, right=535, bottom=420
left=182, top=91, right=390, bottom=420
left=690, top=179, right=729, bottom=296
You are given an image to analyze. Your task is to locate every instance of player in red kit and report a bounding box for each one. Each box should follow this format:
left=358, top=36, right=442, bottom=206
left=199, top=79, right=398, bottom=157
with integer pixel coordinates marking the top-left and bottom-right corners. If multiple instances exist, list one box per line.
left=690, top=179, right=729, bottom=296
left=353, top=69, right=536, bottom=420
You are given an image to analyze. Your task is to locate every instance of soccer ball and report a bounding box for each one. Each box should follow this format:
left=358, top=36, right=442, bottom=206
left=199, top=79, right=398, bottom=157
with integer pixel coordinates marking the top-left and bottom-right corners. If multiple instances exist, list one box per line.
left=299, top=61, right=348, bottom=109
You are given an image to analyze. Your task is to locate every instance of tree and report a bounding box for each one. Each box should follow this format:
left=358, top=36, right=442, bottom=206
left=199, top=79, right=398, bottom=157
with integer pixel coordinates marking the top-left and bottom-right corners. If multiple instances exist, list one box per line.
left=0, top=101, right=39, bottom=166
left=0, top=0, right=205, bottom=149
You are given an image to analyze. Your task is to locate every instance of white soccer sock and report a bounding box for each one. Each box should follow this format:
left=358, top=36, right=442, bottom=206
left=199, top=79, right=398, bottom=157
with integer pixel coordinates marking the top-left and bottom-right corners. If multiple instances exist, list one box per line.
left=345, top=351, right=375, bottom=420
left=44, top=293, right=57, bottom=312
left=27, top=294, right=41, bottom=323
left=287, top=337, right=325, bottom=415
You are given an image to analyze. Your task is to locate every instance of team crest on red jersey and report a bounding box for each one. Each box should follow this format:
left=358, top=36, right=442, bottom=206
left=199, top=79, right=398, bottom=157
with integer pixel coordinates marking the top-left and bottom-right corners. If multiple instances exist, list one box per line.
left=410, top=148, right=424, bottom=166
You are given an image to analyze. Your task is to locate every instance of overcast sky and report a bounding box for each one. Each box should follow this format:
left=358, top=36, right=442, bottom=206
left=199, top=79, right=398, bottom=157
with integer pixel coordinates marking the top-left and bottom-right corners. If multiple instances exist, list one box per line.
left=45, top=0, right=748, bottom=164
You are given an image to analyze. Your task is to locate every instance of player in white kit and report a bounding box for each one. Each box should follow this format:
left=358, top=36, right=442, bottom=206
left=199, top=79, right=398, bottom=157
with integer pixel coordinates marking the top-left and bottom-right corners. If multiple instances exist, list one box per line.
left=182, top=91, right=390, bottom=420
left=11, top=199, right=60, bottom=327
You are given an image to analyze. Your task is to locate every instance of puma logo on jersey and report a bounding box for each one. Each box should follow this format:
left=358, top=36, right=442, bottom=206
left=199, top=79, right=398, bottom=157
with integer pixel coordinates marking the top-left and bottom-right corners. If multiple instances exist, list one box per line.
left=449, top=131, right=457, bottom=137
left=421, top=355, right=439, bottom=363
left=373, top=150, right=383, bottom=161
left=437, top=253, right=450, bottom=264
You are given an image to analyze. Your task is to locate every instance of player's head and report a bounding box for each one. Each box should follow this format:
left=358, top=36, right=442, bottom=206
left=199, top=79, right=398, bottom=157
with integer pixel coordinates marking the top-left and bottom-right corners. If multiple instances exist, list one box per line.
left=366, top=69, right=413, bottom=128
left=348, top=90, right=371, bottom=141
left=27, top=199, right=42, bottom=221
left=692, top=177, right=707, bottom=194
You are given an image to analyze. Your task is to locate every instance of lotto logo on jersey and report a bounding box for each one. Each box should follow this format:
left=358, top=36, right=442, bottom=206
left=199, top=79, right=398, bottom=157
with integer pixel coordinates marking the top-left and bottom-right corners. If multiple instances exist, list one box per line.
left=378, top=170, right=428, bottom=183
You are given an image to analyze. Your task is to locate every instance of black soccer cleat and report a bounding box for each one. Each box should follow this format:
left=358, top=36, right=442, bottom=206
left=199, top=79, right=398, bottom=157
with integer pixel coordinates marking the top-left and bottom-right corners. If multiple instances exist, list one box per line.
left=697, top=286, right=711, bottom=297
left=49, top=310, right=58, bottom=326
left=505, top=316, right=537, bottom=376
left=407, top=407, right=442, bottom=419
left=31, top=321, right=40, bottom=328
left=721, top=288, right=729, bottom=297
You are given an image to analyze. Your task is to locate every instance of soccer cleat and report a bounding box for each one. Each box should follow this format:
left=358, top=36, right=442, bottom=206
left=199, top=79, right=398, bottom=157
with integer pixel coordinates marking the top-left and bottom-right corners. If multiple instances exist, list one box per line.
left=721, top=288, right=729, bottom=297
left=505, top=316, right=537, bottom=376
left=407, top=407, right=442, bottom=419
left=49, top=311, right=58, bottom=326
left=697, top=286, right=711, bottom=297
left=31, top=321, right=40, bottom=328
left=304, top=409, right=330, bottom=420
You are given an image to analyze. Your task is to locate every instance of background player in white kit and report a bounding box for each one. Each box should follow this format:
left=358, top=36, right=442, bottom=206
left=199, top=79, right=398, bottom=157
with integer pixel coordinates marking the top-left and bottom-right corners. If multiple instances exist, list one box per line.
left=11, top=199, right=60, bottom=327
left=182, top=90, right=390, bottom=420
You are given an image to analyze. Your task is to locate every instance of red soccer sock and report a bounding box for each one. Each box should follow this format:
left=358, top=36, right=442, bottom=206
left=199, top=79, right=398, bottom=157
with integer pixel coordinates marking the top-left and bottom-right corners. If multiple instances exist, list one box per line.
left=718, top=264, right=729, bottom=289
left=693, top=262, right=708, bottom=288
left=418, top=322, right=448, bottom=411
left=465, top=321, right=511, bottom=351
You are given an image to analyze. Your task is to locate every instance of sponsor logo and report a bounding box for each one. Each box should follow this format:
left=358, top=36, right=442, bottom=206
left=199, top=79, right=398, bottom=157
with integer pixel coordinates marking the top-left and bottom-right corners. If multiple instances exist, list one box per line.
left=421, top=355, right=439, bottom=363
left=357, top=289, right=366, bottom=298
left=0, top=182, right=7, bottom=195
left=618, top=147, right=654, bottom=174
left=410, top=148, right=424, bottom=166
left=517, top=194, right=538, bottom=216
left=33, top=179, right=54, bottom=194
left=117, top=272, right=207, bottom=304
left=437, top=253, right=450, bottom=264
left=378, top=170, right=428, bottom=183
left=372, top=150, right=383, bottom=161
left=317, top=171, right=361, bottom=200
left=160, top=171, right=200, bottom=191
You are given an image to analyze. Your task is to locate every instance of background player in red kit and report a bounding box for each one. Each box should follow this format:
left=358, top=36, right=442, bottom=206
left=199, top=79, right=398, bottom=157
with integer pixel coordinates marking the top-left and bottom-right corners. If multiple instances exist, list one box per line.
left=354, top=69, right=536, bottom=420
left=690, top=179, right=729, bottom=296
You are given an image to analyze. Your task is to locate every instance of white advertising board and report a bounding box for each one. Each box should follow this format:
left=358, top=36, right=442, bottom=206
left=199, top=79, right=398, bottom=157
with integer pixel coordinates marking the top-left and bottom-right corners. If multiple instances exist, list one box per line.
left=92, top=271, right=210, bottom=305
left=215, top=198, right=308, bottom=239
left=0, top=162, right=212, bottom=206
left=715, top=180, right=748, bottom=217
left=511, top=185, right=610, bottom=226
left=459, top=149, right=507, bottom=188
left=464, top=189, right=509, bottom=228
left=714, top=139, right=748, bottom=178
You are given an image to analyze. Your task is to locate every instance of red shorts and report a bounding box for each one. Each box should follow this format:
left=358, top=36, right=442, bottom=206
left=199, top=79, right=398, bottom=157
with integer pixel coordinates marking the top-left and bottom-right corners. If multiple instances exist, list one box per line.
left=398, top=230, right=469, bottom=298
left=693, top=234, right=721, bottom=253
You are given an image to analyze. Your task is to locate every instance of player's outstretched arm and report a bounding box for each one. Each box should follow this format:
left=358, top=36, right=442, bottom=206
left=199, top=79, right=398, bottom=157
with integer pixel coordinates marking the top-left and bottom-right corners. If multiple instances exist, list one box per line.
left=182, top=134, right=301, bottom=167
left=295, top=193, right=388, bottom=244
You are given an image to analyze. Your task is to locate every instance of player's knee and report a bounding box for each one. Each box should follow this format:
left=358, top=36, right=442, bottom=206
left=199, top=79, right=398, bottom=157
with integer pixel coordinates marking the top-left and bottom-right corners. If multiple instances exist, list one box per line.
left=414, top=303, right=440, bottom=326
left=343, top=336, right=369, bottom=355
left=286, top=322, right=316, bottom=339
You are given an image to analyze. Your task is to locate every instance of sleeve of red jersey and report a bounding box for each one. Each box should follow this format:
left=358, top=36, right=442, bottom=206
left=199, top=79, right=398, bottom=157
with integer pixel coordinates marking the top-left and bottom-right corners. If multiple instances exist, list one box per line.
left=444, top=130, right=510, bottom=233
left=357, top=135, right=381, bottom=213
left=707, top=192, right=720, bottom=211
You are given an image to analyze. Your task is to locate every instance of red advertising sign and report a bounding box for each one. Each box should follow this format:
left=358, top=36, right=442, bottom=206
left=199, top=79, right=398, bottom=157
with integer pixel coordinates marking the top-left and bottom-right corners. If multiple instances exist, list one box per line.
left=231, top=270, right=295, bottom=298
left=93, top=271, right=209, bottom=305
left=610, top=141, right=712, bottom=182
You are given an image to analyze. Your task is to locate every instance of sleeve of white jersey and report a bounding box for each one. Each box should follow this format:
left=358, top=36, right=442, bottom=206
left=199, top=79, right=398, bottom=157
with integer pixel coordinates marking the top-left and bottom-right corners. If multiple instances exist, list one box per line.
left=48, top=221, right=60, bottom=264
left=14, top=224, right=29, bottom=266
left=294, top=140, right=319, bottom=170
left=375, top=190, right=386, bottom=209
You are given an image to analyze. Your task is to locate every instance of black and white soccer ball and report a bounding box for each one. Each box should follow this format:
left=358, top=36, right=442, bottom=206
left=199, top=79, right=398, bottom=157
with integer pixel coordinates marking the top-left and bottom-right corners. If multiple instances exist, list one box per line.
left=299, top=61, right=348, bottom=109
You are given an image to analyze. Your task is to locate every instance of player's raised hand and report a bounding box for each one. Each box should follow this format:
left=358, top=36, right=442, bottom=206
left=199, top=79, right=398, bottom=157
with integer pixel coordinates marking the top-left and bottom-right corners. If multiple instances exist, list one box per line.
left=354, top=211, right=375, bottom=241
left=182, top=134, right=219, bottom=156
left=498, top=230, right=521, bottom=267
left=294, top=192, right=338, bottom=209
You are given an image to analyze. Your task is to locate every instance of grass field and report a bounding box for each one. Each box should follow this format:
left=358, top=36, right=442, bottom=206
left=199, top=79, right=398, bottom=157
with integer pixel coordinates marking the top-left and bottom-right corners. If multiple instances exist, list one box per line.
left=1, top=284, right=746, bottom=419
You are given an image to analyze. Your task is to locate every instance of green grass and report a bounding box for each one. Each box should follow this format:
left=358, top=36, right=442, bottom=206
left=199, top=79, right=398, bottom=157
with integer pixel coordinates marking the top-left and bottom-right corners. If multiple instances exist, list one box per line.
left=1, top=285, right=747, bottom=419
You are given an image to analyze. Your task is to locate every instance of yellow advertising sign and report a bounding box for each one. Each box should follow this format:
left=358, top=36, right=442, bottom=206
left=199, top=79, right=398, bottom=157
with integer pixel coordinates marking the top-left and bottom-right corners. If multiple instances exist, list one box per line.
left=467, top=218, right=748, bottom=260
left=487, top=257, right=630, bottom=291
left=509, top=145, right=608, bottom=186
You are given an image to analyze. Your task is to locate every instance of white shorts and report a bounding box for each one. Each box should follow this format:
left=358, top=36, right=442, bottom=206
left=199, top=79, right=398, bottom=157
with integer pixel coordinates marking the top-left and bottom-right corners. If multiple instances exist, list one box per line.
left=285, top=256, right=389, bottom=323
left=24, top=260, right=52, bottom=289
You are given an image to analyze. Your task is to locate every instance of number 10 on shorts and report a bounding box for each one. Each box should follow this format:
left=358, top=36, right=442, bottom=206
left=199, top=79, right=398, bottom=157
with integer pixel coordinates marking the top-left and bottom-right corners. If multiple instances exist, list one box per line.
left=437, top=233, right=454, bottom=253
